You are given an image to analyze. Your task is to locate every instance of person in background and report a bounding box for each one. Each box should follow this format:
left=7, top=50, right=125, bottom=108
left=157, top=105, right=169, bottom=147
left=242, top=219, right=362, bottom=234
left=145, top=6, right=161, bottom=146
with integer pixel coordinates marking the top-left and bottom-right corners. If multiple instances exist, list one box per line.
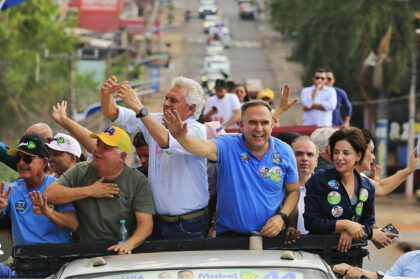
left=325, top=69, right=352, bottom=127
left=257, top=88, right=275, bottom=112
left=234, top=84, right=249, bottom=104
left=133, top=132, right=149, bottom=177
left=311, top=127, right=338, bottom=170
left=301, top=68, right=337, bottom=126
left=46, top=133, right=82, bottom=177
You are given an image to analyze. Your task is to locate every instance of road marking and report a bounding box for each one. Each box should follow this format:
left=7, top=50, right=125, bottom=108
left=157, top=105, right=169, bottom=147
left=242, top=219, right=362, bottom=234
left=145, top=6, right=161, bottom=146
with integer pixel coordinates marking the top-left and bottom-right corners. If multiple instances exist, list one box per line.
left=184, top=38, right=262, bottom=48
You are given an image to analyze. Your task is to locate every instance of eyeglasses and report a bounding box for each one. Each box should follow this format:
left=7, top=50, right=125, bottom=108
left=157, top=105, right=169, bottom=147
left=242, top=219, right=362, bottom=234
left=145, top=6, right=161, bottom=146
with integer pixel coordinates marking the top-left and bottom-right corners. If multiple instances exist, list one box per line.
left=15, top=154, right=36, bottom=164
left=314, top=76, right=325, bottom=80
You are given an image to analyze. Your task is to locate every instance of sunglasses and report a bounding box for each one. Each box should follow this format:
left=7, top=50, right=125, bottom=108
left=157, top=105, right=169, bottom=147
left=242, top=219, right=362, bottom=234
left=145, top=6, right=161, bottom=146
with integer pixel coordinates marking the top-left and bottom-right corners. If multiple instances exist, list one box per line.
left=15, top=154, right=36, bottom=164
left=314, top=76, right=325, bottom=80
left=327, top=77, right=333, bottom=81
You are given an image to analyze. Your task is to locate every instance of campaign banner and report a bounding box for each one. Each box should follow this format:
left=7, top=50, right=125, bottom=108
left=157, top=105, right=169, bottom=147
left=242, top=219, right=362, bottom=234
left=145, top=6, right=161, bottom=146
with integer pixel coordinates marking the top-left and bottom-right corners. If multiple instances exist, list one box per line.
left=79, top=0, right=121, bottom=13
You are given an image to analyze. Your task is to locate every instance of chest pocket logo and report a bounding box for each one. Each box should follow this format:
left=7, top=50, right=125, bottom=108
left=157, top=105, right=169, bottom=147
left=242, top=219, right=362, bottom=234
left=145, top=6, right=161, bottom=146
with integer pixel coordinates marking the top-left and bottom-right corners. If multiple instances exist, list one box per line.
left=15, top=200, right=26, bottom=212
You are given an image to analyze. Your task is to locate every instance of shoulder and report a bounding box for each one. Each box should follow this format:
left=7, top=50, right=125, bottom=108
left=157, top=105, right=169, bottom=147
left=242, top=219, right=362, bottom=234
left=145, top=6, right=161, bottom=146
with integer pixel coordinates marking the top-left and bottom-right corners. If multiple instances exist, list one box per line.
left=308, top=168, right=336, bottom=184
left=334, top=87, right=347, bottom=95
left=301, top=86, right=314, bottom=93
left=45, top=175, right=57, bottom=184
left=359, top=173, right=375, bottom=191
left=214, top=133, right=241, bottom=146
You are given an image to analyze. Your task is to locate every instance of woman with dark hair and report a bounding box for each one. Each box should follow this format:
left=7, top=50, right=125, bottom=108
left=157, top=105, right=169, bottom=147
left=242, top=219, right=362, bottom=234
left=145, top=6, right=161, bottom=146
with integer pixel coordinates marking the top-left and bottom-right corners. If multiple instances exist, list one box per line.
left=234, top=84, right=250, bottom=103
left=304, top=127, right=375, bottom=253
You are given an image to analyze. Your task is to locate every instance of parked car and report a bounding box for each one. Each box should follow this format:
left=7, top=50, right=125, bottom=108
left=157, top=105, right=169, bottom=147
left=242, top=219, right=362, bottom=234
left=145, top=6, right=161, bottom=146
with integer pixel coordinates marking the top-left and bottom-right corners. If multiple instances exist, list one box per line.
left=198, top=3, right=218, bottom=19
left=239, top=3, right=254, bottom=20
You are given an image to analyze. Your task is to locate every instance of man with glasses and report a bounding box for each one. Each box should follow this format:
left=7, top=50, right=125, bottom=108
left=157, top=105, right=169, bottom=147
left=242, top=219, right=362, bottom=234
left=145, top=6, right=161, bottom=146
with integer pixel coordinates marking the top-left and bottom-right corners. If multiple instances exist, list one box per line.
left=1, top=133, right=78, bottom=245
left=325, top=69, right=352, bottom=127
left=300, top=68, right=337, bottom=126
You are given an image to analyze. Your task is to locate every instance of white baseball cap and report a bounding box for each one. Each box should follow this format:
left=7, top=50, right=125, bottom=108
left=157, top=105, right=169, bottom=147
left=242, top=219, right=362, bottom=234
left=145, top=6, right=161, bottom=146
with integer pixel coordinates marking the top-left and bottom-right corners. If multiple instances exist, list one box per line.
left=46, top=133, right=82, bottom=158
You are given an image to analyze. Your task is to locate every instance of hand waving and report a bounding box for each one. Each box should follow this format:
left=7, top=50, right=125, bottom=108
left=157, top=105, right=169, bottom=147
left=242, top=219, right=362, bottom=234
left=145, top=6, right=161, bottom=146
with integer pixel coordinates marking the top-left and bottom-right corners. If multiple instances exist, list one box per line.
left=163, top=110, right=188, bottom=139
left=0, top=182, right=12, bottom=210
left=52, top=101, right=69, bottom=126
left=273, top=85, right=298, bottom=120
left=29, top=191, right=53, bottom=217
left=101, top=76, right=128, bottom=96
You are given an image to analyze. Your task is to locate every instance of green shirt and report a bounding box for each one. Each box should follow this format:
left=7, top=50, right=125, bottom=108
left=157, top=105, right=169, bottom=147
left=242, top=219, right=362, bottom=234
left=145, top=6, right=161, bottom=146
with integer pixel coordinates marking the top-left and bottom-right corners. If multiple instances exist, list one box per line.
left=57, top=161, right=155, bottom=242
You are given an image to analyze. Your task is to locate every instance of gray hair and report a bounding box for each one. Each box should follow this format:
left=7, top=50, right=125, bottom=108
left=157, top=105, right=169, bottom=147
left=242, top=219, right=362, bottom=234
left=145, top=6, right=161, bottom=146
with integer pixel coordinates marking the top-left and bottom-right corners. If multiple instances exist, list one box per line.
left=291, top=136, right=319, bottom=158
left=171, top=76, right=205, bottom=120
left=310, top=127, right=338, bottom=153
left=241, top=100, right=271, bottom=121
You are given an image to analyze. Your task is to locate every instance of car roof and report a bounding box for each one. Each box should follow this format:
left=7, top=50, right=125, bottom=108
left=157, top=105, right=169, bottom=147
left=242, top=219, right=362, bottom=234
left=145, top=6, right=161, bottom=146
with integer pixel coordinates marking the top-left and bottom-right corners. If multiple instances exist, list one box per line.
left=59, top=250, right=331, bottom=278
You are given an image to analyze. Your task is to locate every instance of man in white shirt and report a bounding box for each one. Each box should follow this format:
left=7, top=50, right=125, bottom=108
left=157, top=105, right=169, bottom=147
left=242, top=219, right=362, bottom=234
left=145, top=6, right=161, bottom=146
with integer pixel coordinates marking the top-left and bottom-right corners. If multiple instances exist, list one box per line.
left=290, top=136, right=318, bottom=234
left=203, top=79, right=241, bottom=130
left=101, top=76, right=209, bottom=239
left=300, top=68, right=337, bottom=126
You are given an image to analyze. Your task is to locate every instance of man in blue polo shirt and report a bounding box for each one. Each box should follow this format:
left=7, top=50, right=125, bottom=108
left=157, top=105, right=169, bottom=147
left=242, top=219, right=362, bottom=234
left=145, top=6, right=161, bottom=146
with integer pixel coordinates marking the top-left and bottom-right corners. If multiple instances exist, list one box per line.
left=325, top=69, right=352, bottom=127
left=163, top=99, right=300, bottom=237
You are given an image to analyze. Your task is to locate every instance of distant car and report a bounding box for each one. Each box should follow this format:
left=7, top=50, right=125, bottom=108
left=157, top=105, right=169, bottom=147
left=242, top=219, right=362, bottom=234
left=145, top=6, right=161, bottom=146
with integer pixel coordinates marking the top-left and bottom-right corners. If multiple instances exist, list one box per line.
left=198, top=4, right=218, bottom=18
left=203, top=15, right=219, bottom=33
left=245, top=78, right=263, bottom=98
left=239, top=3, right=254, bottom=20
left=206, top=43, right=225, bottom=55
left=209, top=26, right=232, bottom=48
left=202, top=55, right=230, bottom=75
left=55, top=250, right=336, bottom=279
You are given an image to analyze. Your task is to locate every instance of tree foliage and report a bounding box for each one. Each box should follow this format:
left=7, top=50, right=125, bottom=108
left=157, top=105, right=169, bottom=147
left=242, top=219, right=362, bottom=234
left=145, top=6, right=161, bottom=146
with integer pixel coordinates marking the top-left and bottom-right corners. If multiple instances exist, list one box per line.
left=0, top=0, right=78, bottom=141
left=270, top=0, right=419, bottom=101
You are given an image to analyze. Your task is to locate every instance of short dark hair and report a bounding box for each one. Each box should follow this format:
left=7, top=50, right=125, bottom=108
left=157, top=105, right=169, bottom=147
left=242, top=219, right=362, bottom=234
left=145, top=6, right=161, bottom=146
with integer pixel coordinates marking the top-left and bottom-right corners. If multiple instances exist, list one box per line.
left=241, top=100, right=271, bottom=121
left=361, top=128, right=375, bottom=146
left=133, top=132, right=148, bottom=148
left=276, top=131, right=301, bottom=146
left=329, top=127, right=366, bottom=162
left=226, top=80, right=236, bottom=92
left=315, top=68, right=327, bottom=74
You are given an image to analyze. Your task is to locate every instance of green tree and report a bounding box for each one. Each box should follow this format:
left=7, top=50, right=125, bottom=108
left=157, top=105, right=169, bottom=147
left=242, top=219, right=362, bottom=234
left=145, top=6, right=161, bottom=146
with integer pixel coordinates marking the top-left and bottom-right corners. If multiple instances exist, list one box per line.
left=0, top=0, right=78, bottom=141
left=270, top=0, right=419, bottom=126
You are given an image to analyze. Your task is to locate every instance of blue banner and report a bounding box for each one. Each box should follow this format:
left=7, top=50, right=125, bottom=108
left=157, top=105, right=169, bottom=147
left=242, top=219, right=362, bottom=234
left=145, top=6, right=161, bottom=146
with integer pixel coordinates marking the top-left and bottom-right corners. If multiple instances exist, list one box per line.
left=1, top=0, right=28, bottom=11
left=375, top=119, right=389, bottom=177
left=150, top=66, right=160, bottom=91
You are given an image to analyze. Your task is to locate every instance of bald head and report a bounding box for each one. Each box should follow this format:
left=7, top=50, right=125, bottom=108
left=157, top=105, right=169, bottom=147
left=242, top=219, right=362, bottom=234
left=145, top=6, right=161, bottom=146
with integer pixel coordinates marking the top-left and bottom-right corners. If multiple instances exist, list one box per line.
left=26, top=123, right=53, bottom=142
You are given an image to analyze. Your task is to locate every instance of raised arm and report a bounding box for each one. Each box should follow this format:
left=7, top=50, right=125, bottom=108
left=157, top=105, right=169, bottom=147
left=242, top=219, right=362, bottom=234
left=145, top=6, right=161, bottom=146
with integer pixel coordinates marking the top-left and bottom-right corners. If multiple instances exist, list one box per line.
left=44, top=178, right=119, bottom=204
left=374, top=148, right=420, bottom=196
left=29, top=191, right=78, bottom=232
left=101, top=76, right=128, bottom=121
left=107, top=212, right=153, bottom=254
left=163, top=110, right=218, bottom=161
left=52, top=101, right=96, bottom=153
left=272, top=85, right=298, bottom=122
left=116, top=83, right=170, bottom=148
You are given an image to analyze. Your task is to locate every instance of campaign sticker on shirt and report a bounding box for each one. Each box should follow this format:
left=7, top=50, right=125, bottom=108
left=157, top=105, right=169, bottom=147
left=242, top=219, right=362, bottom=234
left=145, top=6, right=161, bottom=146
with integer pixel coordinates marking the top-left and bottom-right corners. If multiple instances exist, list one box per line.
left=165, top=151, right=171, bottom=156
left=272, top=153, right=282, bottom=164
left=15, top=200, right=26, bottom=212
left=259, top=167, right=270, bottom=178
left=269, top=167, right=282, bottom=182
left=359, top=188, right=369, bottom=202
left=331, top=205, right=343, bottom=218
left=327, top=191, right=341, bottom=205
left=327, top=180, right=339, bottom=190
left=355, top=202, right=363, bottom=216
left=240, top=152, right=250, bottom=163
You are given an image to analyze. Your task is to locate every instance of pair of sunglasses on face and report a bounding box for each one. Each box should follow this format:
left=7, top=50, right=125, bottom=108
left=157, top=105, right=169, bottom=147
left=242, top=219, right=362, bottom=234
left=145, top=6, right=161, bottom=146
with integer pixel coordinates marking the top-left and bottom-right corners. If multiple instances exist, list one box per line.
left=15, top=154, right=37, bottom=164
left=315, top=76, right=333, bottom=81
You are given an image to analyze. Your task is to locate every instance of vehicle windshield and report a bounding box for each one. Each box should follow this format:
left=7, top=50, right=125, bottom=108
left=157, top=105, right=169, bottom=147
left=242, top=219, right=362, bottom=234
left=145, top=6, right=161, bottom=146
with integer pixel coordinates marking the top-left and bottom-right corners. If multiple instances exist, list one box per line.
left=68, top=267, right=329, bottom=279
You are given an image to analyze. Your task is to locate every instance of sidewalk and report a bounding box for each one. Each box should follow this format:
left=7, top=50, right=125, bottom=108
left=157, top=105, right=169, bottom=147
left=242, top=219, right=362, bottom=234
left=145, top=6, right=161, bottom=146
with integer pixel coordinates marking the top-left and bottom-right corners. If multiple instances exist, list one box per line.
left=375, top=194, right=420, bottom=251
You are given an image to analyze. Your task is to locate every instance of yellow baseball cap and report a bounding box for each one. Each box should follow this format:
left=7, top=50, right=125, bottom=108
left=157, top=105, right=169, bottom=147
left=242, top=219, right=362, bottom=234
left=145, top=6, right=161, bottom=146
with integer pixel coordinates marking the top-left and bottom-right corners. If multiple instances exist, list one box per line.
left=257, top=88, right=274, bottom=100
left=89, top=126, right=131, bottom=154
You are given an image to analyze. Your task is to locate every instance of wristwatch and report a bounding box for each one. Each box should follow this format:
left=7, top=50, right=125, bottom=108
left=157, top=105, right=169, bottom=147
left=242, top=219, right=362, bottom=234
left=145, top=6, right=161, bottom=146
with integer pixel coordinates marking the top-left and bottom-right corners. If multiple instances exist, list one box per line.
left=276, top=212, right=289, bottom=226
left=376, top=271, right=385, bottom=279
left=136, top=107, right=148, bottom=119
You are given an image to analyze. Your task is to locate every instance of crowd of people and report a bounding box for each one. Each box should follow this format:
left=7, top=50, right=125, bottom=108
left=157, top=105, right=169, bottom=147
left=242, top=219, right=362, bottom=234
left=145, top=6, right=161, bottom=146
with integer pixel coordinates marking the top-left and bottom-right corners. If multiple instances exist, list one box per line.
left=0, top=72, right=419, bottom=278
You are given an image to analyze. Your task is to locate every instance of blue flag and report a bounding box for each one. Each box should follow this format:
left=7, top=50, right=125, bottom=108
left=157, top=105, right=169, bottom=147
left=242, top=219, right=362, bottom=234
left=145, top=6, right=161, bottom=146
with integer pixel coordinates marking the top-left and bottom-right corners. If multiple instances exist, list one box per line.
left=1, top=0, right=28, bottom=11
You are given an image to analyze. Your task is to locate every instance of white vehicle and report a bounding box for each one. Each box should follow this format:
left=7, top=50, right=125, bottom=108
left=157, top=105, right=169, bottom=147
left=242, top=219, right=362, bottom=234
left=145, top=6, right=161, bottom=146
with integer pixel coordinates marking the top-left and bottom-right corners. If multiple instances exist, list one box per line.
left=56, top=250, right=336, bottom=278
left=208, top=26, right=232, bottom=48
left=199, top=4, right=218, bottom=19
left=203, top=15, right=220, bottom=33
left=206, top=42, right=224, bottom=55
left=202, top=55, right=230, bottom=74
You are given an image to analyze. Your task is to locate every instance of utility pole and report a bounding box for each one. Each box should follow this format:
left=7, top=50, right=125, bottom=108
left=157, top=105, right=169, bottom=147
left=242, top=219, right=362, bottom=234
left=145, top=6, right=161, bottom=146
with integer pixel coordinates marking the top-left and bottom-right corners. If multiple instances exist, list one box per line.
left=405, top=40, right=417, bottom=200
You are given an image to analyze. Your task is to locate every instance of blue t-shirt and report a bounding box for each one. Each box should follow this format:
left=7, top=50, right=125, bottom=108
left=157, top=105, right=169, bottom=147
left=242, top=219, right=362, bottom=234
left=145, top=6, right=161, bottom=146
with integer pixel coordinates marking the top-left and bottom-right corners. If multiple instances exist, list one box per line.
left=3, top=175, right=75, bottom=245
left=213, top=134, right=298, bottom=234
